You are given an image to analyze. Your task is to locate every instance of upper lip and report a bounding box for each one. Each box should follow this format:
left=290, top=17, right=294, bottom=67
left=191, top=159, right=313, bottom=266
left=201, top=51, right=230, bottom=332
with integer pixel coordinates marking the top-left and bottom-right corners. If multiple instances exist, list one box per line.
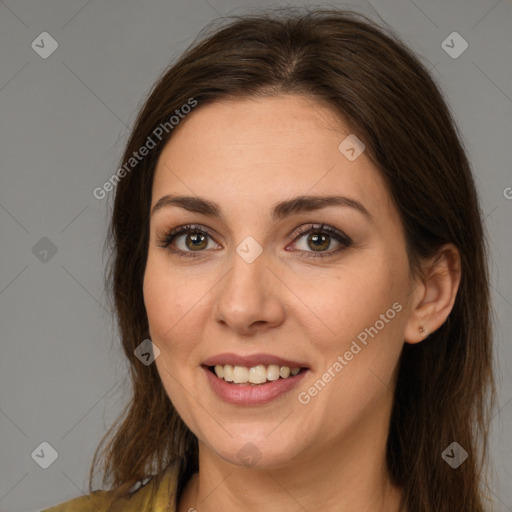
left=202, top=353, right=309, bottom=369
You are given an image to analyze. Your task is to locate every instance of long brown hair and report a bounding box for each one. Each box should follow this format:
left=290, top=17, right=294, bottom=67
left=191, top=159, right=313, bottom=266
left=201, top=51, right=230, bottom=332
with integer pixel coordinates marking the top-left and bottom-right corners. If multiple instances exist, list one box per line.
left=90, top=7, right=495, bottom=511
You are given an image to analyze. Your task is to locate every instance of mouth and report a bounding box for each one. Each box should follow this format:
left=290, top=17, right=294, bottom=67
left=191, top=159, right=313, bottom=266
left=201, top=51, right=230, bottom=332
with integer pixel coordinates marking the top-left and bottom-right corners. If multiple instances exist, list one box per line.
left=205, top=364, right=308, bottom=385
left=201, top=354, right=310, bottom=405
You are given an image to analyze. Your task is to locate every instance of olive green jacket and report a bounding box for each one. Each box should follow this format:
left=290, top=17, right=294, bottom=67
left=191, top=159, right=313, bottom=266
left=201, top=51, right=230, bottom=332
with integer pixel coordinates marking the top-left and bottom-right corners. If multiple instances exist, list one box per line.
left=41, top=460, right=180, bottom=511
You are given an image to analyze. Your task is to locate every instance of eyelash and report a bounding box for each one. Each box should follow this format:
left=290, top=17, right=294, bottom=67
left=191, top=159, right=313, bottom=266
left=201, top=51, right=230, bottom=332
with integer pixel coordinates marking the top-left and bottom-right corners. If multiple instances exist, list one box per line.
left=156, top=223, right=352, bottom=259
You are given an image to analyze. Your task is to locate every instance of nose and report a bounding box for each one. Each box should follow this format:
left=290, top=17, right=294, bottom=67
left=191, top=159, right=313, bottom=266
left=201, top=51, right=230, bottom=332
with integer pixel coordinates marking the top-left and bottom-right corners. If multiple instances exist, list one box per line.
left=212, top=248, right=286, bottom=336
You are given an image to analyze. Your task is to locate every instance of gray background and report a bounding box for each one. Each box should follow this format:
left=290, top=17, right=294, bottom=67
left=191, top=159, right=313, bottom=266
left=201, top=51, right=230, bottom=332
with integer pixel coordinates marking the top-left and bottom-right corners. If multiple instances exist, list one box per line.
left=0, top=0, right=511, bottom=511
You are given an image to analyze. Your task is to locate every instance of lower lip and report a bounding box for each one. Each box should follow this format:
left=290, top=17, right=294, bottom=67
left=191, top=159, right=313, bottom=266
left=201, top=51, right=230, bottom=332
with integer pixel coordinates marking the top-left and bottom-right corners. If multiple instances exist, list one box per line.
left=202, top=366, right=309, bottom=406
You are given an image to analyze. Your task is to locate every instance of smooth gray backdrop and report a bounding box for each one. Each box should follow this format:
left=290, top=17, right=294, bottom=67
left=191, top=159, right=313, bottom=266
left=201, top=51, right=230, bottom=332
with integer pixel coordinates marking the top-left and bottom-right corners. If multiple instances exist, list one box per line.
left=0, top=1, right=511, bottom=511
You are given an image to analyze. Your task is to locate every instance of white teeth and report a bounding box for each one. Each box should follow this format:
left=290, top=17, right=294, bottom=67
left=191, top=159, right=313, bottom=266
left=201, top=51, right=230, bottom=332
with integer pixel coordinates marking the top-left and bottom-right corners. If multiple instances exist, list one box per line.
left=233, top=366, right=249, bottom=383
left=249, top=365, right=267, bottom=384
left=211, top=363, right=304, bottom=384
left=223, top=364, right=234, bottom=382
left=266, top=364, right=280, bottom=381
left=279, top=366, right=290, bottom=378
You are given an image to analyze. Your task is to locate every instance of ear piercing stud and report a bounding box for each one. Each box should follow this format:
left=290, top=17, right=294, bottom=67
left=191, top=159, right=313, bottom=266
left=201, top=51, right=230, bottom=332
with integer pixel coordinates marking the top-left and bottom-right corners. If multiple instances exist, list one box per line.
left=419, top=326, right=428, bottom=336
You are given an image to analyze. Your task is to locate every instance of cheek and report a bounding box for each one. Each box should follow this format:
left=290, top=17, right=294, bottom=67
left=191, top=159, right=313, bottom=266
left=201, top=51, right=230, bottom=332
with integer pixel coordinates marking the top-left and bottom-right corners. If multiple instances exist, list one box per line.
left=143, top=256, right=204, bottom=424
left=143, top=252, right=220, bottom=372
left=299, top=248, right=408, bottom=406
left=143, top=254, right=194, bottom=356
left=308, top=255, right=407, bottom=349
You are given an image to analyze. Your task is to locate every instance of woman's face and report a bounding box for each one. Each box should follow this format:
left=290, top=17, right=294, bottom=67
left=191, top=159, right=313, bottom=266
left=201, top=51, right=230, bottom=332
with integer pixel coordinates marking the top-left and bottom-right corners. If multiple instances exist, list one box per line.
left=144, top=95, right=417, bottom=469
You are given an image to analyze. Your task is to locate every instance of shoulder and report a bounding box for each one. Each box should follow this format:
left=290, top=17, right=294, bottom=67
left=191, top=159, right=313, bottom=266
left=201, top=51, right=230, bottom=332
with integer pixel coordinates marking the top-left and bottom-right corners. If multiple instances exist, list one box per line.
left=41, top=460, right=181, bottom=512
left=40, top=489, right=111, bottom=512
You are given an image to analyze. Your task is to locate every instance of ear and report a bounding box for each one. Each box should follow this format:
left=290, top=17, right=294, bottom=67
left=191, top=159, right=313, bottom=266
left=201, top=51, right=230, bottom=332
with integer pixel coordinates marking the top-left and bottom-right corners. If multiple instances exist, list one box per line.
left=404, top=243, right=461, bottom=344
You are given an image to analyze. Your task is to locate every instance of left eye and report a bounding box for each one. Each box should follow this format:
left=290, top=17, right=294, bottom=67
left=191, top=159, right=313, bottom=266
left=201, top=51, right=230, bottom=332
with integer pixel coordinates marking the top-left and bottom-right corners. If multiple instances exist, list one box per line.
left=287, top=224, right=352, bottom=258
left=295, top=231, right=339, bottom=251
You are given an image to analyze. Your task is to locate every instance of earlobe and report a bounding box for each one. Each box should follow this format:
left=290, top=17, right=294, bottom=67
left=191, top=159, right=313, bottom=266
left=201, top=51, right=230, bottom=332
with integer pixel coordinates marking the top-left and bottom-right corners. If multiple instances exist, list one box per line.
left=404, top=243, right=461, bottom=344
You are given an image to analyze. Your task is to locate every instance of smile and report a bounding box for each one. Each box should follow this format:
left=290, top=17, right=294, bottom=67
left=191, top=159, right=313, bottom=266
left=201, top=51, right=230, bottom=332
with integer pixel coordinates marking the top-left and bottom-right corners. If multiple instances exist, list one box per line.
left=209, top=364, right=302, bottom=384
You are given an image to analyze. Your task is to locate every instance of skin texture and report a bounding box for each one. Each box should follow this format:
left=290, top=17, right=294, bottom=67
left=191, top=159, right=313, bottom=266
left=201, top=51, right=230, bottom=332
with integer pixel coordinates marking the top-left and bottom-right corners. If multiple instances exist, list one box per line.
left=143, top=95, right=461, bottom=512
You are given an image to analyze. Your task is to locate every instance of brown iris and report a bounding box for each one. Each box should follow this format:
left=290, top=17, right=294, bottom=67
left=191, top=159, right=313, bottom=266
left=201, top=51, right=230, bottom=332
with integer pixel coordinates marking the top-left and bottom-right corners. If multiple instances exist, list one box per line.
left=186, top=231, right=208, bottom=251
left=308, top=232, right=330, bottom=251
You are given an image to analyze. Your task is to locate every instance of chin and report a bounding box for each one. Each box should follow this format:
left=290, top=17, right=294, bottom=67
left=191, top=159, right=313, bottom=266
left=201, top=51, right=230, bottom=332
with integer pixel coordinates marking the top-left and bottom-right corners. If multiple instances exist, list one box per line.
left=206, top=434, right=304, bottom=470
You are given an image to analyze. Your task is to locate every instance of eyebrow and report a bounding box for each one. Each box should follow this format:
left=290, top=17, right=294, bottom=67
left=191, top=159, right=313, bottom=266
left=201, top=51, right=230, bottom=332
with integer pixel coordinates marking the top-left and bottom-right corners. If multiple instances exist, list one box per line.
left=151, top=194, right=373, bottom=222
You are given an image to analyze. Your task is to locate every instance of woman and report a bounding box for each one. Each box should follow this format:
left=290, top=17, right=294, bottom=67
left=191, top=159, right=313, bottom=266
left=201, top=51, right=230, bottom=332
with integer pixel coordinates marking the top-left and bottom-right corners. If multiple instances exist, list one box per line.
left=44, top=7, right=495, bottom=512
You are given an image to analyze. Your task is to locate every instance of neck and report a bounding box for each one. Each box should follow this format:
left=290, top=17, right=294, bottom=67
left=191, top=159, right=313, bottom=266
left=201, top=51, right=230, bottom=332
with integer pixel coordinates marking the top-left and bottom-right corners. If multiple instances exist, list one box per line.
left=178, top=397, right=402, bottom=512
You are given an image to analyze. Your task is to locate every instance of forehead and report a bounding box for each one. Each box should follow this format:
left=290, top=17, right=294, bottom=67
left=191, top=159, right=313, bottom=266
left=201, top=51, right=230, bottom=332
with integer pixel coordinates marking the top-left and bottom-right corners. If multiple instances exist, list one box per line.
left=152, top=95, right=393, bottom=222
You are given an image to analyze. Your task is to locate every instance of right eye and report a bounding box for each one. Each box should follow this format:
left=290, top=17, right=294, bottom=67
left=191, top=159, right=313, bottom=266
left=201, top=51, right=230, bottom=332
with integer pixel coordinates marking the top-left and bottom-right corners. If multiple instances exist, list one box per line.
left=156, top=224, right=221, bottom=257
